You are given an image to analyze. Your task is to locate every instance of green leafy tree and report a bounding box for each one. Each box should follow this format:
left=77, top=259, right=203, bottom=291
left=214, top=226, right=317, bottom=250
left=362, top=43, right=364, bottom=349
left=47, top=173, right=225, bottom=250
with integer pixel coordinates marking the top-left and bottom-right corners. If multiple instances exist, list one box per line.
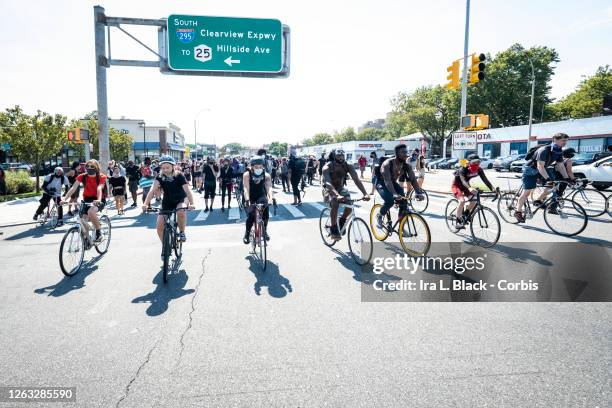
left=385, top=111, right=416, bottom=140
left=0, top=106, right=67, bottom=192
left=110, top=129, right=133, bottom=161
left=390, top=86, right=460, bottom=156
left=268, top=141, right=288, bottom=157
left=220, top=143, right=245, bottom=155
left=467, top=44, right=559, bottom=127
left=548, top=66, right=612, bottom=119
left=355, top=127, right=388, bottom=141
left=333, top=127, right=356, bottom=143
left=304, top=132, right=333, bottom=146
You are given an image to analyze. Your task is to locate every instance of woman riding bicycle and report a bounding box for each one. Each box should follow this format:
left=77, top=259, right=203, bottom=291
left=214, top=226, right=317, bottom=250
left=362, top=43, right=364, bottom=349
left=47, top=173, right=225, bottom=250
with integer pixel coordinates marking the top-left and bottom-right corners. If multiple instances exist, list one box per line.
left=243, top=156, right=273, bottom=244
left=451, top=154, right=495, bottom=230
left=142, top=155, right=195, bottom=245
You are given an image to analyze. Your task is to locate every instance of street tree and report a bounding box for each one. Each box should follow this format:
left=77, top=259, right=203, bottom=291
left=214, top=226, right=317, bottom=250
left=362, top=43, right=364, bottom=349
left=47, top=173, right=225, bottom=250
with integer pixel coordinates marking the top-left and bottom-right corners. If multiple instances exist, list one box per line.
left=548, top=66, right=612, bottom=119
left=110, top=129, right=133, bottom=161
left=268, top=141, right=288, bottom=157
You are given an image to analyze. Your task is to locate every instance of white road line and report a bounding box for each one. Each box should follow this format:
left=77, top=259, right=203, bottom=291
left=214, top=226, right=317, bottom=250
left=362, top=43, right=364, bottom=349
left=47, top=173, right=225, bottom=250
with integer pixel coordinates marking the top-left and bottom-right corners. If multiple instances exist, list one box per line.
left=194, top=210, right=209, bottom=222
left=283, top=204, right=305, bottom=218
left=308, top=202, right=327, bottom=212
left=228, top=207, right=240, bottom=220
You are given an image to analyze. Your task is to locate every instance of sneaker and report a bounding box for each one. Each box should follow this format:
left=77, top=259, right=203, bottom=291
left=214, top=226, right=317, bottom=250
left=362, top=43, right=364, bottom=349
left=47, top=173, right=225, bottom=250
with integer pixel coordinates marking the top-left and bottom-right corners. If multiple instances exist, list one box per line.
left=243, top=232, right=250, bottom=244
left=547, top=207, right=559, bottom=215
left=178, top=232, right=187, bottom=242
left=204, top=207, right=209, bottom=212
left=221, top=207, right=225, bottom=212
left=95, top=230, right=102, bottom=242
left=33, top=214, right=39, bottom=221
left=339, top=218, right=347, bottom=235
left=514, top=211, right=526, bottom=223
left=210, top=208, right=213, bottom=212
left=376, top=214, right=384, bottom=230
left=130, top=203, right=137, bottom=208
left=330, top=225, right=341, bottom=241
left=454, top=219, right=465, bottom=231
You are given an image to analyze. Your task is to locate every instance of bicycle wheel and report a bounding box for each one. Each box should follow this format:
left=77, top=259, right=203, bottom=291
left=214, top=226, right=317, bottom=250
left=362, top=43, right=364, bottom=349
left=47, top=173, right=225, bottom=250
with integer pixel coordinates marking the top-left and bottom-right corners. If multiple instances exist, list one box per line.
left=59, top=226, right=85, bottom=277
left=50, top=204, right=59, bottom=228
left=607, top=195, right=611, bottom=218
left=470, top=207, right=501, bottom=248
left=408, top=189, right=429, bottom=213
left=497, top=192, right=521, bottom=224
left=543, top=198, right=588, bottom=237
left=162, top=226, right=171, bottom=283
left=570, top=188, right=607, bottom=217
left=173, top=232, right=183, bottom=258
left=399, top=213, right=431, bottom=257
left=259, top=223, right=267, bottom=271
left=319, top=207, right=336, bottom=247
left=94, top=215, right=112, bottom=254
left=369, top=204, right=389, bottom=241
left=444, top=199, right=460, bottom=233
left=347, top=217, right=373, bottom=265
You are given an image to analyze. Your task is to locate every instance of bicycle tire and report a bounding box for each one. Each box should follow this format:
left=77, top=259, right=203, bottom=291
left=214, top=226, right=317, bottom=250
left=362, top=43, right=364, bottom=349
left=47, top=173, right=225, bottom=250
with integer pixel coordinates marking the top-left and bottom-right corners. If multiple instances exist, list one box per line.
left=94, top=215, right=112, bottom=254
left=260, top=223, right=267, bottom=271
left=347, top=217, right=373, bottom=265
left=444, top=199, right=460, bottom=234
left=162, top=225, right=171, bottom=283
left=470, top=206, right=501, bottom=248
left=408, top=189, right=429, bottom=214
left=497, top=192, right=521, bottom=224
left=543, top=198, right=588, bottom=237
left=319, top=207, right=337, bottom=247
left=50, top=204, right=59, bottom=228
left=607, top=195, right=612, bottom=218
left=59, top=226, right=85, bottom=277
left=570, top=188, right=607, bottom=218
left=369, top=204, right=389, bottom=241
left=399, top=212, right=431, bottom=257
left=174, top=233, right=183, bottom=258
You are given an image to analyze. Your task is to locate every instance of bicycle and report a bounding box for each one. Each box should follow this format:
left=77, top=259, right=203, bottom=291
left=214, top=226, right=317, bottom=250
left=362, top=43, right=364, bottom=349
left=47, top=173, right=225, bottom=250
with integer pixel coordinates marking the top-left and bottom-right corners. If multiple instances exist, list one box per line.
left=159, top=207, right=191, bottom=283
left=564, top=178, right=607, bottom=218
left=369, top=196, right=431, bottom=257
left=445, top=188, right=501, bottom=248
left=406, top=188, right=429, bottom=214
left=319, top=198, right=373, bottom=265
left=607, top=194, right=611, bottom=218
left=234, top=179, right=246, bottom=213
left=249, top=201, right=276, bottom=271
left=58, top=202, right=111, bottom=276
left=497, top=181, right=588, bottom=237
left=38, top=195, right=60, bottom=228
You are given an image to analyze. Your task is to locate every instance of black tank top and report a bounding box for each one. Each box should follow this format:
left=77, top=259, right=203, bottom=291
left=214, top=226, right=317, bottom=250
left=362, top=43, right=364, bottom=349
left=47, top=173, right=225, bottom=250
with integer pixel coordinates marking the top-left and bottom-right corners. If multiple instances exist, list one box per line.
left=248, top=170, right=266, bottom=202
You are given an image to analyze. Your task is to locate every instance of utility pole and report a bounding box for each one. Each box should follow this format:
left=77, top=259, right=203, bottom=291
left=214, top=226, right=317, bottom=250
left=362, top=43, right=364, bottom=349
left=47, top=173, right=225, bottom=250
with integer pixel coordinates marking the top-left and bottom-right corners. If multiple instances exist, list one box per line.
left=460, top=0, right=470, bottom=126
left=94, top=5, right=110, bottom=170
left=527, top=58, right=536, bottom=148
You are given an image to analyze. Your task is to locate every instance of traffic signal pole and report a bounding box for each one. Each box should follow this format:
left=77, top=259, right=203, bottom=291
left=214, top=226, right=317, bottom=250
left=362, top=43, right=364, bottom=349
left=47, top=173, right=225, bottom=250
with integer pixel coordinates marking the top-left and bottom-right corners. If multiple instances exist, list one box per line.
left=94, top=5, right=110, bottom=171
left=460, top=0, right=470, bottom=127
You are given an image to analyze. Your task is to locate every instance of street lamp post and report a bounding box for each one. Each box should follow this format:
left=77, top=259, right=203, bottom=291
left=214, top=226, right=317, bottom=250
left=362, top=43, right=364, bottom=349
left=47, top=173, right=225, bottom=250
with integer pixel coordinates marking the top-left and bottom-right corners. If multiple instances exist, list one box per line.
left=527, top=58, right=536, bottom=148
left=138, top=121, right=146, bottom=160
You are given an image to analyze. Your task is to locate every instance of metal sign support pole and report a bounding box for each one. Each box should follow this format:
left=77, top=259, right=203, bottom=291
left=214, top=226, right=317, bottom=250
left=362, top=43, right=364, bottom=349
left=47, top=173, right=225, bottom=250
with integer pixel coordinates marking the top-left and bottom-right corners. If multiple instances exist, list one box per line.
left=94, top=5, right=110, bottom=171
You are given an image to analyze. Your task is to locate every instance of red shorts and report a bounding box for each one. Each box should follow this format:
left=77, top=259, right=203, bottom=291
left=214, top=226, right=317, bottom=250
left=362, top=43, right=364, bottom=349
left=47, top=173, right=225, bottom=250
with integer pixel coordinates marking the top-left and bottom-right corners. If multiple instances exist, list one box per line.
left=451, top=184, right=472, bottom=199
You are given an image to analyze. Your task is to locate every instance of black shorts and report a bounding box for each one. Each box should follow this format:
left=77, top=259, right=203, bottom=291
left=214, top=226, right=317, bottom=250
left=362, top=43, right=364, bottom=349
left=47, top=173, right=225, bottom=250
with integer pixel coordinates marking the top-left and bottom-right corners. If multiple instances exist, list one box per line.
left=161, top=198, right=186, bottom=211
left=193, top=171, right=202, bottom=177
left=113, top=187, right=125, bottom=197
left=80, top=198, right=106, bottom=216
left=204, top=182, right=216, bottom=198
left=128, top=180, right=139, bottom=193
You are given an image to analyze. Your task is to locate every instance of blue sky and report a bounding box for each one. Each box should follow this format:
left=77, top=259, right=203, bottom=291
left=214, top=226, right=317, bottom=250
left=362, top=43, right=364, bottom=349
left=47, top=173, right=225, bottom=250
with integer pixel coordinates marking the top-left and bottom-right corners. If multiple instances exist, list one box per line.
left=0, top=0, right=610, bottom=146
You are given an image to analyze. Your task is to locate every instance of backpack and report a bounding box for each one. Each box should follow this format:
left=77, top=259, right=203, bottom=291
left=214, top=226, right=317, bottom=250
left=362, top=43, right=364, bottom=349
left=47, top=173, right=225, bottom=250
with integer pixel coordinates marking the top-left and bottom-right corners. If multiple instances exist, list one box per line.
left=294, top=157, right=306, bottom=174
left=524, top=145, right=551, bottom=167
left=82, top=173, right=108, bottom=199
left=373, top=156, right=392, bottom=179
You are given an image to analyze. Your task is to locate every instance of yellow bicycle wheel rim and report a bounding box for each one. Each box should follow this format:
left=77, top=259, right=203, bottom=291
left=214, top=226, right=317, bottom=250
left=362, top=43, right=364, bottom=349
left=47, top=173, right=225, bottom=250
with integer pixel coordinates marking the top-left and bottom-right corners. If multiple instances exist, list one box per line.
left=399, top=213, right=431, bottom=257
left=369, top=204, right=389, bottom=241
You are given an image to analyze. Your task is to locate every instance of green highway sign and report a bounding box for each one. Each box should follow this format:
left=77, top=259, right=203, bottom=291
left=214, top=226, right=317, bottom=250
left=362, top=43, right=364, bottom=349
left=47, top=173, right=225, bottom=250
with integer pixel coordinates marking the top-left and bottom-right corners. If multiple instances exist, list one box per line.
left=167, top=14, right=283, bottom=73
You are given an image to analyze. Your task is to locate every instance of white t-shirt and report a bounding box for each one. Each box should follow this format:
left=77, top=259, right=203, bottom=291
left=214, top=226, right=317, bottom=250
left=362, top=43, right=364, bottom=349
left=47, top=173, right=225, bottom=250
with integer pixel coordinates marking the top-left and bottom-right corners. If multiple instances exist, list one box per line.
left=44, top=174, right=69, bottom=197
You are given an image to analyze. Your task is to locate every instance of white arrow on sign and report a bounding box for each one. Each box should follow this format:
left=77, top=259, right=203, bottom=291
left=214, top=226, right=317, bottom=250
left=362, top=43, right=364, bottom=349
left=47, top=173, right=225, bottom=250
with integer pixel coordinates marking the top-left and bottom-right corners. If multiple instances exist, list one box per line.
left=224, top=56, right=241, bottom=66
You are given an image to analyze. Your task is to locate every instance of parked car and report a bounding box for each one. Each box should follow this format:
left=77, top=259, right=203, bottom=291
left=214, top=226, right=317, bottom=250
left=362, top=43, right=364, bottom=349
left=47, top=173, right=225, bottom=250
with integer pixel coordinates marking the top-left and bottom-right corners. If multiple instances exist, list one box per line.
left=8, top=162, right=31, bottom=173
left=509, top=158, right=528, bottom=172
left=572, top=156, right=612, bottom=191
left=438, top=158, right=459, bottom=169
left=493, top=154, right=524, bottom=171
left=478, top=157, right=495, bottom=169
left=427, top=158, right=446, bottom=169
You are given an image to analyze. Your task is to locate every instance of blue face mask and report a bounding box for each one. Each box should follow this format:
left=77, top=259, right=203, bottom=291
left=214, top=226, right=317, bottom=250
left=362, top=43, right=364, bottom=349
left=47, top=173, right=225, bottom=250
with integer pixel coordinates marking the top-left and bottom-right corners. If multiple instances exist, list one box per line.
left=551, top=144, right=563, bottom=159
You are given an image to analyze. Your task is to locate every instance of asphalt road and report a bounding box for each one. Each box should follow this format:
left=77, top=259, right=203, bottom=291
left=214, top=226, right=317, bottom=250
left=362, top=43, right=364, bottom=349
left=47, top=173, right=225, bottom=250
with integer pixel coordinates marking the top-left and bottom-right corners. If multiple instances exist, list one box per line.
left=0, top=176, right=610, bottom=407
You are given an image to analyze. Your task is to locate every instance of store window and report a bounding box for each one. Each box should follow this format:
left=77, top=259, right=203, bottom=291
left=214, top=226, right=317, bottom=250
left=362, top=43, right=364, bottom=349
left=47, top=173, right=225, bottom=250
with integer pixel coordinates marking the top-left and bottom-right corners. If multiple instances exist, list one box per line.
left=566, top=139, right=580, bottom=150
left=606, top=137, right=612, bottom=151
left=482, top=143, right=501, bottom=158
left=509, top=142, right=527, bottom=155
left=578, top=138, right=604, bottom=153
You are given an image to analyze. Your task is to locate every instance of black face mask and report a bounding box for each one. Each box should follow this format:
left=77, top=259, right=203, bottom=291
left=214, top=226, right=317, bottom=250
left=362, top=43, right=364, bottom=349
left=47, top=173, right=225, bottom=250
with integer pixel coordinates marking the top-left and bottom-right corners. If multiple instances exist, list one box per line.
left=87, top=169, right=97, bottom=175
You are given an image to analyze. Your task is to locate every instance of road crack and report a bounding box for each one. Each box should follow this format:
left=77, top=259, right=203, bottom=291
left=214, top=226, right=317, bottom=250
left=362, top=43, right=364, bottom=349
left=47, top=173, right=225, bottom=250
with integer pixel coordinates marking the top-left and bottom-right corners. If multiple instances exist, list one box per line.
left=115, top=338, right=160, bottom=408
left=176, top=248, right=210, bottom=367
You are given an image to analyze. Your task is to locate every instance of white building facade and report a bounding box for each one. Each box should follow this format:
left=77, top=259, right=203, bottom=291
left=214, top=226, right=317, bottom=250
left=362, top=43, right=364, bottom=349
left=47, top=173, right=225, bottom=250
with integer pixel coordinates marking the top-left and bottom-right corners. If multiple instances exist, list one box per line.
left=109, top=119, right=186, bottom=162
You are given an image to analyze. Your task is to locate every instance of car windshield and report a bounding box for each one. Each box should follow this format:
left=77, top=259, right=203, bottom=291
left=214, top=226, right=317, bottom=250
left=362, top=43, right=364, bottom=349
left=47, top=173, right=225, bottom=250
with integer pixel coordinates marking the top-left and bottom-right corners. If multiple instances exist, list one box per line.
left=573, top=153, right=593, bottom=161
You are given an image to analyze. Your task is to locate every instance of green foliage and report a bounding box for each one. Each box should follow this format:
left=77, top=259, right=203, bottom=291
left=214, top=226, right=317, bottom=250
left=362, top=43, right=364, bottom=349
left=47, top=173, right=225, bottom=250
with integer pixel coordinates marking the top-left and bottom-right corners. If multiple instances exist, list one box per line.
left=220, top=143, right=244, bottom=155
left=303, top=132, right=333, bottom=146
left=268, top=141, right=288, bottom=157
left=110, top=128, right=132, bottom=161
left=333, top=128, right=356, bottom=143
left=385, top=111, right=416, bottom=140
left=467, top=44, right=559, bottom=127
left=548, top=66, right=612, bottom=119
left=355, top=127, right=388, bottom=141
left=4, top=170, right=35, bottom=194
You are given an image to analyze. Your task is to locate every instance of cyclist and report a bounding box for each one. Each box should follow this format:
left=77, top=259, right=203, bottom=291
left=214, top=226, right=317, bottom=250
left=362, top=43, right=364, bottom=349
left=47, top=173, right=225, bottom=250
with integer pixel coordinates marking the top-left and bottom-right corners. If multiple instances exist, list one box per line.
left=66, top=161, right=81, bottom=217
left=33, top=166, right=69, bottom=226
left=451, top=154, right=495, bottom=230
left=322, top=149, right=369, bottom=241
left=515, top=133, right=570, bottom=222
left=219, top=157, right=234, bottom=212
left=61, top=159, right=107, bottom=242
left=142, top=155, right=195, bottom=244
left=243, top=156, right=274, bottom=244
left=556, top=147, right=577, bottom=197
left=375, top=144, right=424, bottom=228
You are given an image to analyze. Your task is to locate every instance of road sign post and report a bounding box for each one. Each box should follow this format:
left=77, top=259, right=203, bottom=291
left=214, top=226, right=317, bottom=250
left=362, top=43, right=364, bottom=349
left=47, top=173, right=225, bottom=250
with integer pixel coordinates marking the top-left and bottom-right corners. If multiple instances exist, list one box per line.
left=452, top=131, right=477, bottom=151
left=167, top=15, right=284, bottom=74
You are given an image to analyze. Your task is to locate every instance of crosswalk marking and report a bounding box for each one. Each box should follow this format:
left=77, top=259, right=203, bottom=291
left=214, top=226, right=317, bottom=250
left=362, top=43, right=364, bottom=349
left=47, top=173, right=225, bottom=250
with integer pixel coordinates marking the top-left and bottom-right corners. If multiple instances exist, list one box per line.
left=228, top=207, right=240, bottom=220
left=194, top=209, right=209, bottom=222
left=308, top=202, right=326, bottom=212
left=282, top=204, right=305, bottom=218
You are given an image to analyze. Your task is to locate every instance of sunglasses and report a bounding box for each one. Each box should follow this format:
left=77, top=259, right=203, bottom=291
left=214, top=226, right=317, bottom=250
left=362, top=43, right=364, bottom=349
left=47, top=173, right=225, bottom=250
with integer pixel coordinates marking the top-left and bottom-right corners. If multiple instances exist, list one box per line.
left=87, top=166, right=96, bottom=170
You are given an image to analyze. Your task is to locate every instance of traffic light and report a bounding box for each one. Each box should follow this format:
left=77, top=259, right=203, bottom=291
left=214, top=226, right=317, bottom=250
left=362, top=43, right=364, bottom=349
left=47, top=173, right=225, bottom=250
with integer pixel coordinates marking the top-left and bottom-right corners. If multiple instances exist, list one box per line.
left=67, top=129, right=83, bottom=143
left=469, top=53, right=486, bottom=84
left=67, top=130, right=74, bottom=141
left=446, top=60, right=460, bottom=90
left=462, top=114, right=489, bottom=130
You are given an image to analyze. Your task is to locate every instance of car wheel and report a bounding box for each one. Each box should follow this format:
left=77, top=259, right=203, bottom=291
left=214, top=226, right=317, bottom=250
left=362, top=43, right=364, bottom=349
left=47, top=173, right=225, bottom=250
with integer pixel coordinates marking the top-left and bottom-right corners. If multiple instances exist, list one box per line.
left=487, top=163, right=493, bottom=169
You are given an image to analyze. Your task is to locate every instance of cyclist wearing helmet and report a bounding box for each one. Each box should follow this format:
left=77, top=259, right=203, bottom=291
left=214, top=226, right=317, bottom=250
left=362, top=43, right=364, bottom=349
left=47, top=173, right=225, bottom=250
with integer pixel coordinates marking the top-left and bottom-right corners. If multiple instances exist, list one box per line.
left=322, top=149, right=369, bottom=241
left=451, top=153, right=494, bottom=230
left=143, top=155, right=195, bottom=243
left=243, top=155, right=274, bottom=244
left=34, top=166, right=69, bottom=226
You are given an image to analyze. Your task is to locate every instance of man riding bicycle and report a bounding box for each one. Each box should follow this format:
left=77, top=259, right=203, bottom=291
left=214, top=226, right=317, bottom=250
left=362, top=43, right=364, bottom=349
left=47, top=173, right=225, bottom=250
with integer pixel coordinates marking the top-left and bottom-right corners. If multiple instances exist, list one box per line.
left=34, top=167, right=69, bottom=226
left=322, top=149, right=369, bottom=241
left=243, top=156, right=274, bottom=244
left=375, top=144, right=423, bottom=229
left=142, top=155, right=195, bottom=244
left=61, top=159, right=107, bottom=242
left=451, top=153, right=495, bottom=230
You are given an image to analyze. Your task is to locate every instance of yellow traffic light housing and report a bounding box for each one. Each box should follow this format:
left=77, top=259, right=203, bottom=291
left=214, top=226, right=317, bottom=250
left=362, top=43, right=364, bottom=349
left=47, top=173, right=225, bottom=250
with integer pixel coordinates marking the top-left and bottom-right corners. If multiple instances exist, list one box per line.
left=462, top=114, right=489, bottom=130
left=446, top=60, right=460, bottom=90
left=469, top=53, right=486, bottom=85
